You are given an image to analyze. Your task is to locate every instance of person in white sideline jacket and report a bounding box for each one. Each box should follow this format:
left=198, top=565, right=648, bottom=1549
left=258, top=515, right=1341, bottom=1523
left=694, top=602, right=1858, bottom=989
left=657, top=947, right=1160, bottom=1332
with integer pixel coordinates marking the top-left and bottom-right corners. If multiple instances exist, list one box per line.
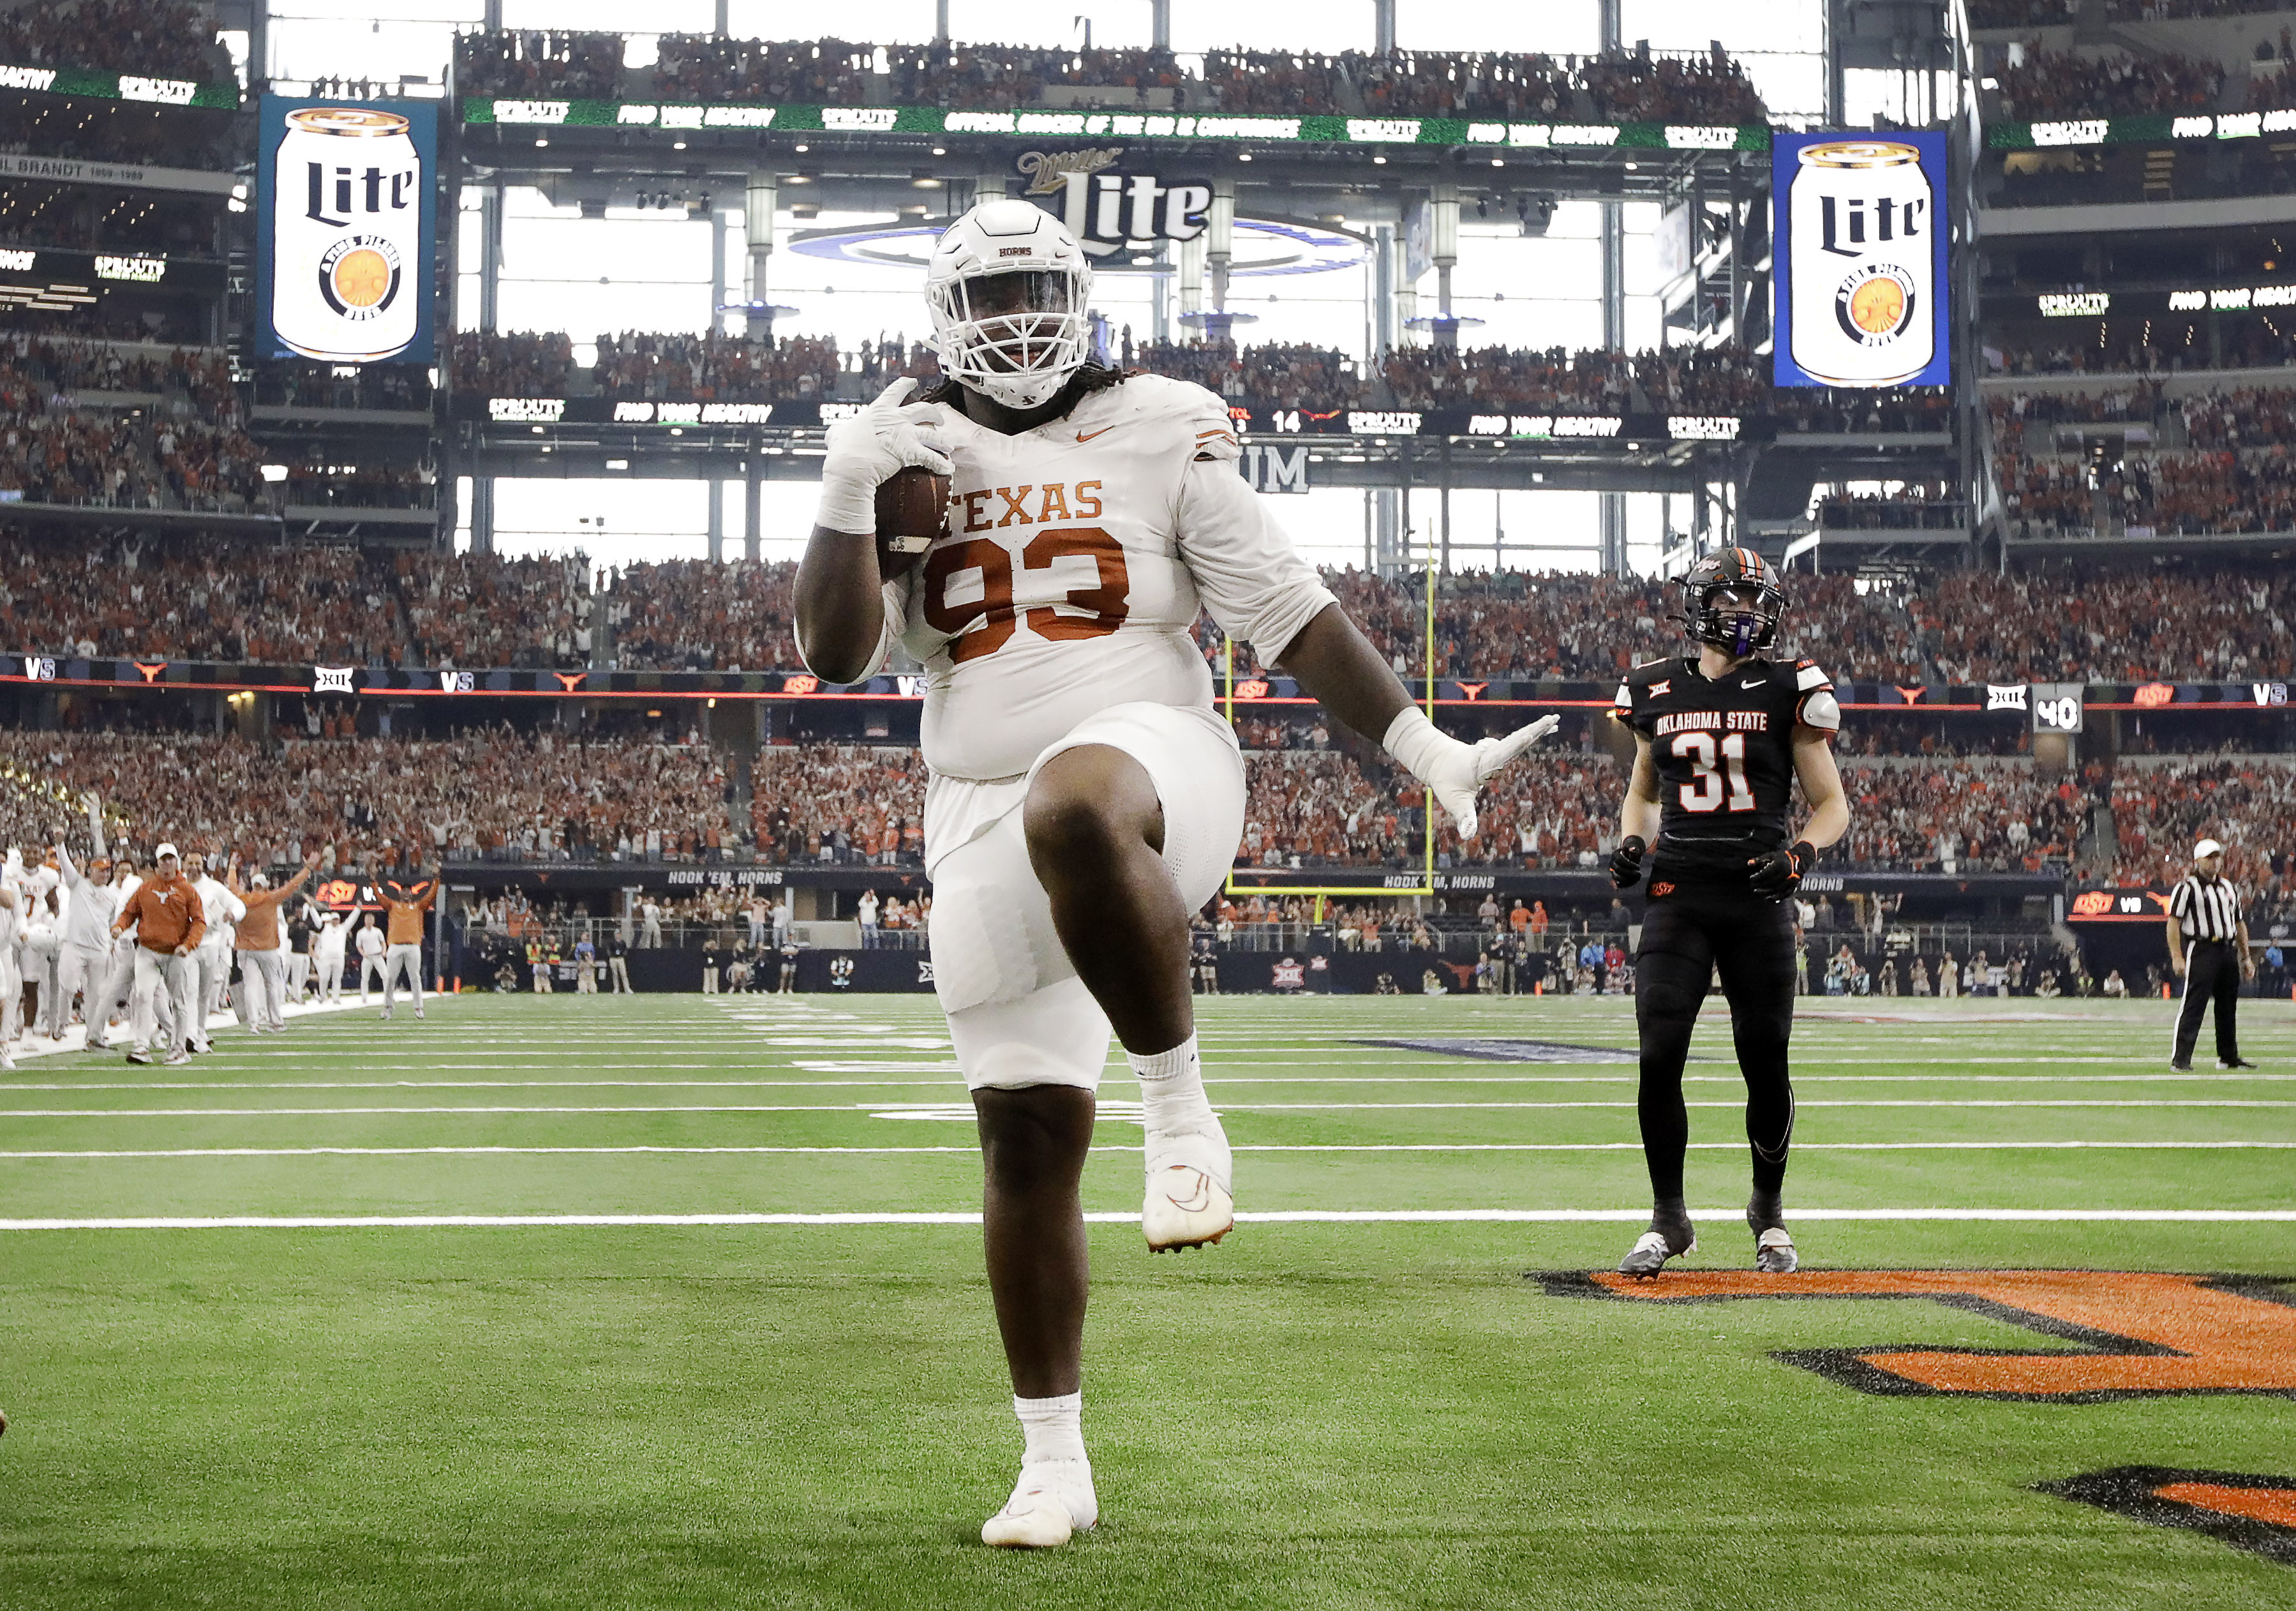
left=355, top=913, right=386, bottom=1003
left=311, top=907, right=350, bottom=1005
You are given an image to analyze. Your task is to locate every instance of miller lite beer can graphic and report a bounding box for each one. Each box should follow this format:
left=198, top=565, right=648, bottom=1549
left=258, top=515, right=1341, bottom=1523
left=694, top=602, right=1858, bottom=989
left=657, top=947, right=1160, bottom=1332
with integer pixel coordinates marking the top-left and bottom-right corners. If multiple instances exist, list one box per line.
left=271, top=107, right=422, bottom=362
left=1787, top=140, right=1935, bottom=387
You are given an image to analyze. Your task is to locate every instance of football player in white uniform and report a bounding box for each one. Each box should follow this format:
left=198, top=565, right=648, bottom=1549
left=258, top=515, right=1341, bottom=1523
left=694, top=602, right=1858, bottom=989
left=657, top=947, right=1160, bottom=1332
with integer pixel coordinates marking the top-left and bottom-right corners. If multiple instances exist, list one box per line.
left=796, top=199, right=1558, bottom=1549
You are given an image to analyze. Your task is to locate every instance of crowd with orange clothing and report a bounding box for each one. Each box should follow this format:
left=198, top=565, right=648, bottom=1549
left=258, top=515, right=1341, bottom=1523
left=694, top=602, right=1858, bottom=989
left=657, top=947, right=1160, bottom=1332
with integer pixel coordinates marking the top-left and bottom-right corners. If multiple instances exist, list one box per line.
left=0, top=728, right=738, bottom=870
left=1911, top=567, right=2294, bottom=684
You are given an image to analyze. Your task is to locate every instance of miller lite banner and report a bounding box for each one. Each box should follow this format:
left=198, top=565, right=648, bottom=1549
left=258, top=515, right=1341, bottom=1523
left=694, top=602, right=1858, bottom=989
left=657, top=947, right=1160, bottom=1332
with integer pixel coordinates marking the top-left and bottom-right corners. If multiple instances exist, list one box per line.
left=1771, top=131, right=1949, bottom=389
left=256, top=97, right=438, bottom=364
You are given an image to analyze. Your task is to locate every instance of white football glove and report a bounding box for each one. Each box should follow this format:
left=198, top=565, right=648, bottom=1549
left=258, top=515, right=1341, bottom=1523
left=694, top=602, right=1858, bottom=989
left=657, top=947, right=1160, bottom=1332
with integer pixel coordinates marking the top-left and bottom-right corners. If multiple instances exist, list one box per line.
left=1382, top=707, right=1561, bottom=842
left=815, top=377, right=953, bottom=536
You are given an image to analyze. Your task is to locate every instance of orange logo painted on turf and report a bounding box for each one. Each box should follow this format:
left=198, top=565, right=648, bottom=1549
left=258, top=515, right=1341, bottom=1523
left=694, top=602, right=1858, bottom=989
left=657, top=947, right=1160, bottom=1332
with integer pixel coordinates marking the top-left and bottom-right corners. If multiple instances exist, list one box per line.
left=1546, top=1270, right=2296, bottom=1400
left=2041, top=1467, right=2296, bottom=1566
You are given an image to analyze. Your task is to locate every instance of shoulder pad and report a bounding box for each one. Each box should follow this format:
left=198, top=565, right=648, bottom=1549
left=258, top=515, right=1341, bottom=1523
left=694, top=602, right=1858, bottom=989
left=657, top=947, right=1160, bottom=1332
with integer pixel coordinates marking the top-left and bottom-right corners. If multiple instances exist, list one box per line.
left=1114, top=372, right=1242, bottom=463
left=1794, top=661, right=1833, bottom=691
left=1798, top=687, right=1842, bottom=733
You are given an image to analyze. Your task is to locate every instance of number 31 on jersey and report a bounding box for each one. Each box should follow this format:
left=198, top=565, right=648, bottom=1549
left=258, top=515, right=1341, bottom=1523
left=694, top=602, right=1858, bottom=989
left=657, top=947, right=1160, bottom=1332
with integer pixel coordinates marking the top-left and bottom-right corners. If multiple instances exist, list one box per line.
left=1672, top=730, right=1756, bottom=813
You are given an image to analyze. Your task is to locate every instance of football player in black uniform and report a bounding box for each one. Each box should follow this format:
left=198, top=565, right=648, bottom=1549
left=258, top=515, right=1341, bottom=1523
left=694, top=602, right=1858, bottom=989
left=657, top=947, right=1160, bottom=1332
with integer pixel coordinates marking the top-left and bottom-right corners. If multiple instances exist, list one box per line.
left=1607, top=548, right=1849, bottom=1275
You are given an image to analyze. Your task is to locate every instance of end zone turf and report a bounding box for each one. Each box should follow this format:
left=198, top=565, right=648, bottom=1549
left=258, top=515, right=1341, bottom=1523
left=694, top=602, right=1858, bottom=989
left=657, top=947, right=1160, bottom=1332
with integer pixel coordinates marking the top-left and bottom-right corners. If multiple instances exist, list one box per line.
left=0, top=993, right=2288, bottom=1607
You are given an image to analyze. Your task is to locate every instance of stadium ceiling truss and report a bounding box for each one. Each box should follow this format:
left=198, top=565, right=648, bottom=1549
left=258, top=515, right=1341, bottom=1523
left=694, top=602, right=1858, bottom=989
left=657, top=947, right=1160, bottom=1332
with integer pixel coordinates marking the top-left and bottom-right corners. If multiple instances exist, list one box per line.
left=445, top=123, right=1793, bottom=535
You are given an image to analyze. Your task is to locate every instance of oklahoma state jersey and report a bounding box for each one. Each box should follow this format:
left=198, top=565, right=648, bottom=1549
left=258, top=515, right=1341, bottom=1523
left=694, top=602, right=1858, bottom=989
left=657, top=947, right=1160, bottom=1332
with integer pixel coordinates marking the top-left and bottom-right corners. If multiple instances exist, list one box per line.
left=1614, top=655, right=1840, bottom=880
left=864, top=373, right=1334, bottom=785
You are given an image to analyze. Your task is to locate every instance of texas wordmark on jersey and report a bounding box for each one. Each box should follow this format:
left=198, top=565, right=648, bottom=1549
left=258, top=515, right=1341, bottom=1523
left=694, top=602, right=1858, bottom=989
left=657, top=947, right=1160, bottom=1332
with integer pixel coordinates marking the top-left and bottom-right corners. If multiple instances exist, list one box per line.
left=871, top=373, right=1333, bottom=786
left=1614, top=655, right=1840, bottom=880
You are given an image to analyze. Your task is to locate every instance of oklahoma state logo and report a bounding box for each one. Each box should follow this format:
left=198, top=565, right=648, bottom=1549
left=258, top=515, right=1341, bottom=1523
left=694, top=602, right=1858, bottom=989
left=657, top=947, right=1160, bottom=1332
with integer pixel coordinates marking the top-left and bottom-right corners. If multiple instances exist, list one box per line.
left=1537, top=1270, right=2296, bottom=1400
left=2041, top=1467, right=2296, bottom=1566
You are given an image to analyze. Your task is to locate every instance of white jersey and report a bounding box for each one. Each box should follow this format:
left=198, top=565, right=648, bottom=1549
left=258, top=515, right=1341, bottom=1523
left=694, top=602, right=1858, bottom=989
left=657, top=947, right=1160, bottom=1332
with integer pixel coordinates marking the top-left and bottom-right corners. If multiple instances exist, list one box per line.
left=61, top=865, right=119, bottom=949
left=193, top=875, right=245, bottom=948
left=314, top=915, right=348, bottom=955
left=355, top=925, right=385, bottom=960
left=842, top=374, right=1331, bottom=868
left=20, top=864, right=59, bottom=938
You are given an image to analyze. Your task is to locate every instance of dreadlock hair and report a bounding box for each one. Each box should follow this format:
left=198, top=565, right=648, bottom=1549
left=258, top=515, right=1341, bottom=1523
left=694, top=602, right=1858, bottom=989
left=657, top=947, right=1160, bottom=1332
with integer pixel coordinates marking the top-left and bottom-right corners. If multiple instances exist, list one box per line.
left=921, top=357, right=1133, bottom=417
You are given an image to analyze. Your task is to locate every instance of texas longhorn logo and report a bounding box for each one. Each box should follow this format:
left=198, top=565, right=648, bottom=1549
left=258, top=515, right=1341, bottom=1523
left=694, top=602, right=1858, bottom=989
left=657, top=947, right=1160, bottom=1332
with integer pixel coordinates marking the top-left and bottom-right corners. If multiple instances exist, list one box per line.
left=1537, top=1270, right=2296, bottom=1401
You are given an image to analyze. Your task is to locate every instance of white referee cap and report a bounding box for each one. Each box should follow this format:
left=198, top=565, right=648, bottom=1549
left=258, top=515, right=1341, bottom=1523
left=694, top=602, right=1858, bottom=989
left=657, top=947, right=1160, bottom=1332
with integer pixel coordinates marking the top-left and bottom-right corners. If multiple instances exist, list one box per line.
left=155, top=842, right=180, bottom=860
left=2193, top=838, right=2225, bottom=859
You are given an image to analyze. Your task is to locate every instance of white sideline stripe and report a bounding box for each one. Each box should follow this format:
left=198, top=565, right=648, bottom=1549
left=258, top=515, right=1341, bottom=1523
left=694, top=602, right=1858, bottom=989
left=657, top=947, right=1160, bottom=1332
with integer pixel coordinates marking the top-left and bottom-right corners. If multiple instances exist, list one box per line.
left=3, top=1208, right=2292, bottom=1231
left=11, top=1072, right=2285, bottom=1092
left=6, top=1100, right=2293, bottom=1118
left=3, top=1141, right=2289, bottom=1161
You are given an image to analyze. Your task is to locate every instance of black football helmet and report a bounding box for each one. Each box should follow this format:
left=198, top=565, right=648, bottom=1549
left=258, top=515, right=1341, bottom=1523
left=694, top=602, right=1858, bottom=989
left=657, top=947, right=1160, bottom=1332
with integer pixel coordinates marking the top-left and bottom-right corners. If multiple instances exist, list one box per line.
left=1676, top=546, right=1789, bottom=658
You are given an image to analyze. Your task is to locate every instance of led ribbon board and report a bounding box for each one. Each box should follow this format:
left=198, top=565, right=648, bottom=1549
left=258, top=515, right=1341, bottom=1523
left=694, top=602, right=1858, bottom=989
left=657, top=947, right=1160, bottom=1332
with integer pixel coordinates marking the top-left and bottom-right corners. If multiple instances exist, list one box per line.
left=463, top=99, right=1768, bottom=151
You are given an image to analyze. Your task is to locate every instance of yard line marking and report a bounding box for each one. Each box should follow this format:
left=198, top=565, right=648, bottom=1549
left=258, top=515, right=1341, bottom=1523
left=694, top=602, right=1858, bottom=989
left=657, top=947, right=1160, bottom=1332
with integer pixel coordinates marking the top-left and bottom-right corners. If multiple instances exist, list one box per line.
left=1, top=1141, right=2288, bottom=1161
left=6, top=1099, right=2292, bottom=1118
left=4, top=1208, right=2292, bottom=1230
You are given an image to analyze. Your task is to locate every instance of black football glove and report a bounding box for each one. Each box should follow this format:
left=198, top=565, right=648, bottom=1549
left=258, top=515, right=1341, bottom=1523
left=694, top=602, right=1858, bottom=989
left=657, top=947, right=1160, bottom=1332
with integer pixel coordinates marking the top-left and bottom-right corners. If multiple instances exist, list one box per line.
left=1748, top=839, right=1816, bottom=898
left=1609, top=834, right=1648, bottom=890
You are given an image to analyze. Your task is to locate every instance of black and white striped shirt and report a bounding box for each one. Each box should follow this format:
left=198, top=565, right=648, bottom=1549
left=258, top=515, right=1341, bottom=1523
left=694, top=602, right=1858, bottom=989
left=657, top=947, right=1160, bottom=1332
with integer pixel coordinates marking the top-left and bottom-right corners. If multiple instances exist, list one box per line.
left=2168, top=875, right=2243, bottom=941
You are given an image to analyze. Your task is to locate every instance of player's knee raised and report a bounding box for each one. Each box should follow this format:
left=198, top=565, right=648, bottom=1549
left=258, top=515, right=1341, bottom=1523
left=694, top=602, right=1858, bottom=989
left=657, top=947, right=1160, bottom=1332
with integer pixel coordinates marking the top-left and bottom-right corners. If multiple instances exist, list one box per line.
left=1023, top=772, right=1141, bottom=865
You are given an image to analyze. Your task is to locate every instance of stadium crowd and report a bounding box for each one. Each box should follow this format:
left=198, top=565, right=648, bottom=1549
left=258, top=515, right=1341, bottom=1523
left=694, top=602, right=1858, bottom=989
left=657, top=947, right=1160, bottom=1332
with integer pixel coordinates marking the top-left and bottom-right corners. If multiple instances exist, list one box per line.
left=1971, top=2, right=2292, bottom=24
left=1315, top=567, right=1925, bottom=683
left=448, top=330, right=1798, bottom=420
left=601, top=558, right=796, bottom=673
left=0, top=727, right=737, bottom=867
left=1992, top=45, right=2225, bottom=121
left=447, top=29, right=1772, bottom=124
left=590, top=331, right=844, bottom=403
left=454, top=29, right=624, bottom=98
left=446, top=331, right=577, bottom=400
left=398, top=552, right=593, bottom=670
left=752, top=744, right=926, bottom=865
left=0, top=530, right=406, bottom=663
left=6, top=525, right=2295, bottom=689
left=2110, top=757, right=2296, bottom=890
left=0, top=0, right=227, bottom=80
left=1912, top=567, right=2295, bottom=683
left=0, top=712, right=2279, bottom=886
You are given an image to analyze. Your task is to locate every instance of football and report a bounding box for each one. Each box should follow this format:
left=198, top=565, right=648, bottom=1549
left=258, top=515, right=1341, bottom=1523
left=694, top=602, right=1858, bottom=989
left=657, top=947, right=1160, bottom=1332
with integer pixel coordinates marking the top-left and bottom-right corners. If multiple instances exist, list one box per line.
left=874, top=465, right=950, bottom=576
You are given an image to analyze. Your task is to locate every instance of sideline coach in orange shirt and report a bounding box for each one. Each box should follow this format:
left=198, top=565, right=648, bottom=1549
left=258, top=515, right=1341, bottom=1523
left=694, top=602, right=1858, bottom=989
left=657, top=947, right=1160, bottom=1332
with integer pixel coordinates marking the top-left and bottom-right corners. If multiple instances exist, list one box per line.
left=110, top=843, right=204, bottom=1066
left=380, top=861, right=440, bottom=1023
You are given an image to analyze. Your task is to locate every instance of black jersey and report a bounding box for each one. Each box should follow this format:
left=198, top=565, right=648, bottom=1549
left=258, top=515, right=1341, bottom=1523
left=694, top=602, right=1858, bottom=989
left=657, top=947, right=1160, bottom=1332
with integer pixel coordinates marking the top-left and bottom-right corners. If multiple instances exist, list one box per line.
left=1614, top=654, right=1838, bottom=882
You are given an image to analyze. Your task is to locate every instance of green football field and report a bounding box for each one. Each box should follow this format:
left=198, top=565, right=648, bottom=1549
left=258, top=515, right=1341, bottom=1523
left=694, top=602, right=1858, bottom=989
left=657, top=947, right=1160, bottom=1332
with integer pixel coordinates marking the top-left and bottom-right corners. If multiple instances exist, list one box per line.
left=1, top=987, right=2291, bottom=1609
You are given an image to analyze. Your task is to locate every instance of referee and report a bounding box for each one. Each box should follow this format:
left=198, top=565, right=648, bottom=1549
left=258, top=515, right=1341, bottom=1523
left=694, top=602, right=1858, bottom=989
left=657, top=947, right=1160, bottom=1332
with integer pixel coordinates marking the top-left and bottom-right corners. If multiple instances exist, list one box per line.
left=2166, top=837, right=2256, bottom=1072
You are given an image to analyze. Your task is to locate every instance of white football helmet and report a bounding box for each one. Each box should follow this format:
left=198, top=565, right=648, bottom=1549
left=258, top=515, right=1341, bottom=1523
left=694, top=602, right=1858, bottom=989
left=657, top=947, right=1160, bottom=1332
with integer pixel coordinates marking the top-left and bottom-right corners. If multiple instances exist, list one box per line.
left=925, top=199, right=1094, bottom=411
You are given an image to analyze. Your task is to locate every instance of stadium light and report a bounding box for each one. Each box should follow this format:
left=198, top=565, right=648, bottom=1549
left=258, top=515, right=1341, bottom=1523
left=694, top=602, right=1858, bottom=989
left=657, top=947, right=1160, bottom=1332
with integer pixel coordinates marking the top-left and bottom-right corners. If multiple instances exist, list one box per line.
left=259, top=463, right=288, bottom=483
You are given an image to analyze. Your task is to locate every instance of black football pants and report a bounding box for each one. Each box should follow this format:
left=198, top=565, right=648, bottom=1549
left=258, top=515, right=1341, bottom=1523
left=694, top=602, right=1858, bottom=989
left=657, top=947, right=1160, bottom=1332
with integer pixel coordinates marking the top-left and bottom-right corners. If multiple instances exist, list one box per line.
left=1633, top=881, right=1800, bottom=1203
left=2172, top=939, right=2241, bottom=1067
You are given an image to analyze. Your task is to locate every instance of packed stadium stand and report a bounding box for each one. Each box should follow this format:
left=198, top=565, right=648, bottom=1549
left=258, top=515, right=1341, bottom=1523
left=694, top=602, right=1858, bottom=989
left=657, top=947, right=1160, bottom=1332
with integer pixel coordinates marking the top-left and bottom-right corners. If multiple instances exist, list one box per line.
left=449, top=33, right=1773, bottom=123
left=0, top=4, right=2280, bottom=1001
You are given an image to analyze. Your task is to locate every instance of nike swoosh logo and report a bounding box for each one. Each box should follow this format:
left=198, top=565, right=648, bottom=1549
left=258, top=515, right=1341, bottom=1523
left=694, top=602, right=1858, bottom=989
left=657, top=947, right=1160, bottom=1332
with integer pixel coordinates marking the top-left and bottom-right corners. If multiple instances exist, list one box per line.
left=1741, top=677, right=1764, bottom=687
left=1075, top=426, right=1114, bottom=441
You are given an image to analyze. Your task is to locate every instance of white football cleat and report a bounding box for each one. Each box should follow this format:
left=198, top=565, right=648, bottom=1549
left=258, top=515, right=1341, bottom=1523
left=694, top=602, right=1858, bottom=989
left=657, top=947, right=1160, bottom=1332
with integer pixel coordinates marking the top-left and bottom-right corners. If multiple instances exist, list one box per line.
left=1755, top=1226, right=1798, bottom=1274
left=1618, top=1229, right=1695, bottom=1277
left=1142, top=1108, right=1234, bottom=1252
left=981, top=1459, right=1097, bottom=1548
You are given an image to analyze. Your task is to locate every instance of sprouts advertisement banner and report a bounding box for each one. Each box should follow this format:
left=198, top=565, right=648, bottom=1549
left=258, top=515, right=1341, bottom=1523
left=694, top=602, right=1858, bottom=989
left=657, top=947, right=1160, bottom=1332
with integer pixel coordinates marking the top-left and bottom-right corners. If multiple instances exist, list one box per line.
left=257, top=97, right=437, bottom=364
left=1771, top=131, right=1949, bottom=389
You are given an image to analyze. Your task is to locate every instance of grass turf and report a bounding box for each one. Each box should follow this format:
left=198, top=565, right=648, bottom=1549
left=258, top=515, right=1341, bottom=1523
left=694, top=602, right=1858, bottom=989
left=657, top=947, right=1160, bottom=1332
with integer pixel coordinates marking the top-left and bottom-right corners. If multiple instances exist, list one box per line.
left=1, top=990, right=2291, bottom=1609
